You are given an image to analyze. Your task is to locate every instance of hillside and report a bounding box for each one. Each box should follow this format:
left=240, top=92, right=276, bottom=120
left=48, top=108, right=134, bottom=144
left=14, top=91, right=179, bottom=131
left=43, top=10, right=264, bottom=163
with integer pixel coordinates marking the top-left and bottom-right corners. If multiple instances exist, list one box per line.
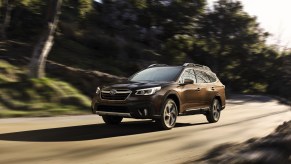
left=0, top=58, right=124, bottom=118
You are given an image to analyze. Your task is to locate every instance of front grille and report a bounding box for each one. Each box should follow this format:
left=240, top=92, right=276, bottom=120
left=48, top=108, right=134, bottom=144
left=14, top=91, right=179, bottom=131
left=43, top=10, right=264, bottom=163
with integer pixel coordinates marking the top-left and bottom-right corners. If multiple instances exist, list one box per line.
left=97, top=105, right=129, bottom=113
left=101, top=89, right=131, bottom=100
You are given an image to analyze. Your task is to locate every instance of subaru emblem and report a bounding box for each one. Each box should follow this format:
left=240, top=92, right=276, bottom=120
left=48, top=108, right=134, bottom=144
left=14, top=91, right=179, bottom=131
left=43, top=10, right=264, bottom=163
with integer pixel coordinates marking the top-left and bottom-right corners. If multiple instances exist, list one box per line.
left=110, top=89, right=117, bottom=95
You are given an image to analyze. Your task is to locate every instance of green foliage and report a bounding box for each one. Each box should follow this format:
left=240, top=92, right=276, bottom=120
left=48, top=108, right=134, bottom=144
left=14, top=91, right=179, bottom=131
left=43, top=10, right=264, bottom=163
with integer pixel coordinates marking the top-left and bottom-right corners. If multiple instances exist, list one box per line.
left=0, top=60, right=21, bottom=82
left=137, top=0, right=206, bottom=40
left=78, top=0, right=93, bottom=17
left=164, top=34, right=194, bottom=64
left=194, top=0, right=270, bottom=93
left=0, top=60, right=90, bottom=118
left=129, top=0, right=147, bottom=9
left=19, top=0, right=46, bottom=13
left=267, top=52, right=291, bottom=99
left=63, top=0, right=93, bottom=19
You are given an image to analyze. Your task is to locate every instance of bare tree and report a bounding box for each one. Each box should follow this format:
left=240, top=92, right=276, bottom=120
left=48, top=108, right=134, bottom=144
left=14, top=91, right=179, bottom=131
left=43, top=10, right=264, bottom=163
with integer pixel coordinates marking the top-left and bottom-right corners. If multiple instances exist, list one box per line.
left=0, top=0, right=14, bottom=39
left=29, top=0, right=62, bottom=78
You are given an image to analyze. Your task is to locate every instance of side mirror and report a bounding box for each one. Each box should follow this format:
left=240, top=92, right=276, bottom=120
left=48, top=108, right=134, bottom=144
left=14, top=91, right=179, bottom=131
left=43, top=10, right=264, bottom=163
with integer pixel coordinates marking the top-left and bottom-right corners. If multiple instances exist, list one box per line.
left=182, top=79, right=194, bottom=85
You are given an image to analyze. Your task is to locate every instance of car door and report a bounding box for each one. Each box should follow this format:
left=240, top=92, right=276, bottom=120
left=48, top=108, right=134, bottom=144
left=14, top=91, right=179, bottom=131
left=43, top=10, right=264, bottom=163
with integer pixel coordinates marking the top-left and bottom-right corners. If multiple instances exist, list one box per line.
left=193, top=70, right=211, bottom=108
left=178, top=68, right=204, bottom=110
left=204, top=71, right=222, bottom=105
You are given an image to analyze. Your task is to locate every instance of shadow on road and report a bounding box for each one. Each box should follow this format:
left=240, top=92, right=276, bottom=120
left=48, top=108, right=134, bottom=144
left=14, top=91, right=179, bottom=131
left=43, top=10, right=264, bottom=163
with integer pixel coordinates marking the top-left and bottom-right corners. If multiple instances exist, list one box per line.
left=0, top=120, right=207, bottom=142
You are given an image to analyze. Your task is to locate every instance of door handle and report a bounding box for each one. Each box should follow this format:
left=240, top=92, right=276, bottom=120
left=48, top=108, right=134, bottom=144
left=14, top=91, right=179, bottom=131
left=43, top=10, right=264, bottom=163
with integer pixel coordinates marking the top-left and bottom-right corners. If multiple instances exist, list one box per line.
left=211, top=87, right=215, bottom=90
left=196, top=88, right=201, bottom=92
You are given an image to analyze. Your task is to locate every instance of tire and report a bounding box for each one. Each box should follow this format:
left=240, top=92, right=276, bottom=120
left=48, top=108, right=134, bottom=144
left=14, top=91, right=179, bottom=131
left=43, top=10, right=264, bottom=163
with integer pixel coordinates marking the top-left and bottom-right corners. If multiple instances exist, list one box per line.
left=156, top=99, right=178, bottom=130
left=102, top=116, right=123, bottom=125
left=206, top=99, right=221, bottom=123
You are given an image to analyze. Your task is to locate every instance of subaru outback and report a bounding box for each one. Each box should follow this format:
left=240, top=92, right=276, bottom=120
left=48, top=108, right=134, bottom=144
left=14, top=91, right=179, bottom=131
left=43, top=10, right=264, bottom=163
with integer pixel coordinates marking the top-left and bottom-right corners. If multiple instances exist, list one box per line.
left=91, top=63, right=226, bottom=130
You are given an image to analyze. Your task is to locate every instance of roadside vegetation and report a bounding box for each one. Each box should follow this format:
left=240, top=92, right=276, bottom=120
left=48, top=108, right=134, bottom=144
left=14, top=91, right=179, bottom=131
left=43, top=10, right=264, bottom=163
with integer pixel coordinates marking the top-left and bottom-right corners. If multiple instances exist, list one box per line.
left=0, top=60, right=90, bottom=117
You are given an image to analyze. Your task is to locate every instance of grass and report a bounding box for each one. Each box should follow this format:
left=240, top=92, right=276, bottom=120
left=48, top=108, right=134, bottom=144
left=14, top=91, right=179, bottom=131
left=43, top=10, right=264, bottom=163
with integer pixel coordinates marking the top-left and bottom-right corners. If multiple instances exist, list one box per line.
left=0, top=60, right=21, bottom=82
left=0, top=60, right=91, bottom=118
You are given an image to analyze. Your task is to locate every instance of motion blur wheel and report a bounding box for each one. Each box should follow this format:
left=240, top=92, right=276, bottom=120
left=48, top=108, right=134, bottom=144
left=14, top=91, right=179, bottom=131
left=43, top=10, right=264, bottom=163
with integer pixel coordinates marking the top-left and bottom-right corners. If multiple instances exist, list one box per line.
left=206, top=99, right=221, bottom=123
left=157, top=99, right=178, bottom=130
left=102, top=116, right=123, bottom=125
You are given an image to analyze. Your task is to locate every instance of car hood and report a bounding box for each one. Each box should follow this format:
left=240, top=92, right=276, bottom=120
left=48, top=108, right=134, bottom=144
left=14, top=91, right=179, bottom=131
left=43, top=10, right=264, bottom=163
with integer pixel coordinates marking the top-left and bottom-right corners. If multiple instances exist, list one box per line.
left=102, top=81, right=173, bottom=90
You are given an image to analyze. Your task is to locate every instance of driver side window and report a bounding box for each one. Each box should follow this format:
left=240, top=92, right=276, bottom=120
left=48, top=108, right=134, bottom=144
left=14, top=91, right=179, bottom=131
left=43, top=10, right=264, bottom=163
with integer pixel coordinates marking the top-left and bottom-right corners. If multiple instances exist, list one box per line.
left=179, top=69, right=197, bottom=84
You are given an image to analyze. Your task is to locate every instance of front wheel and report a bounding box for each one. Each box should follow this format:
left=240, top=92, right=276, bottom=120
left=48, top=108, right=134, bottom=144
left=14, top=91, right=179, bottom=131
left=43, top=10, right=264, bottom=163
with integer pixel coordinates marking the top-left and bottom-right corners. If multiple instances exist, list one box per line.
left=102, top=116, right=123, bottom=125
left=206, top=99, right=221, bottom=123
left=156, top=99, right=178, bottom=130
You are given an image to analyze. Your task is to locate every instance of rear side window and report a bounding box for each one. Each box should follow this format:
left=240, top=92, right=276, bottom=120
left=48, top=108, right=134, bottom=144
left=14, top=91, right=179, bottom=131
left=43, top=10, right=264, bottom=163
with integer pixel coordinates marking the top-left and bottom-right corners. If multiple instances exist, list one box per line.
left=194, top=70, right=211, bottom=83
left=206, top=73, right=217, bottom=82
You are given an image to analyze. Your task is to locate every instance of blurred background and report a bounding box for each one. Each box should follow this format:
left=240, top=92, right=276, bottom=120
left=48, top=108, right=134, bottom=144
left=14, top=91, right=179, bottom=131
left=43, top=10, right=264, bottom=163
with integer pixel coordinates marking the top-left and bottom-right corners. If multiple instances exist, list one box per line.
left=0, top=0, right=290, bottom=117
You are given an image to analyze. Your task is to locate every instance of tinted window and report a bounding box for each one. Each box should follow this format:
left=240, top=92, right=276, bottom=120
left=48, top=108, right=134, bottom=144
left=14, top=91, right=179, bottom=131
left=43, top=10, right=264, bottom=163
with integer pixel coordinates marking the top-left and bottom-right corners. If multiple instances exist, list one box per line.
left=130, top=67, right=182, bottom=82
left=195, top=70, right=210, bottom=83
left=206, top=73, right=217, bottom=82
left=179, top=69, right=196, bottom=83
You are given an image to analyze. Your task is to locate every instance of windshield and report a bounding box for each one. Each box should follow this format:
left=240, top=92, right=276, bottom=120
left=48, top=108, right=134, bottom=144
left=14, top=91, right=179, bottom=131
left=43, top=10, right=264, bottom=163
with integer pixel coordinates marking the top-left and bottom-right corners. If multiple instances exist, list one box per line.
left=129, top=67, right=182, bottom=82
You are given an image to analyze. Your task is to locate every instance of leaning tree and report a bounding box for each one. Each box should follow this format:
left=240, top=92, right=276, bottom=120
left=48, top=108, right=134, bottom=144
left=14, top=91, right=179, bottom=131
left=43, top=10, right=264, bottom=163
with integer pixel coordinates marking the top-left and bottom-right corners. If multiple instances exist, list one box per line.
left=29, top=0, right=62, bottom=78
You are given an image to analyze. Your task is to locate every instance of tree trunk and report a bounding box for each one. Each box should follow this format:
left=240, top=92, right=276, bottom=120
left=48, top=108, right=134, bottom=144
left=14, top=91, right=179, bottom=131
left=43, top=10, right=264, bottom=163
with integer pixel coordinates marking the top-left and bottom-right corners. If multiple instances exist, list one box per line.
left=29, top=0, right=62, bottom=78
left=0, top=0, right=13, bottom=40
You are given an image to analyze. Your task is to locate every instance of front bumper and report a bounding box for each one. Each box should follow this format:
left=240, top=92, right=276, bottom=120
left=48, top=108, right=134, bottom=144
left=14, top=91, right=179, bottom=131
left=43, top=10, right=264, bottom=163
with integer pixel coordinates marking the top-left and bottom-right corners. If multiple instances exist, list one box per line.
left=91, top=95, right=163, bottom=119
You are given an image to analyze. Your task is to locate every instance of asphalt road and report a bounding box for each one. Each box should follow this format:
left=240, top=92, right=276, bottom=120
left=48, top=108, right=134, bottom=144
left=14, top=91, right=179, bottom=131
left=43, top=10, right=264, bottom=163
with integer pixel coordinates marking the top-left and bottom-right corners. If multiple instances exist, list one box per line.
left=0, top=95, right=290, bottom=164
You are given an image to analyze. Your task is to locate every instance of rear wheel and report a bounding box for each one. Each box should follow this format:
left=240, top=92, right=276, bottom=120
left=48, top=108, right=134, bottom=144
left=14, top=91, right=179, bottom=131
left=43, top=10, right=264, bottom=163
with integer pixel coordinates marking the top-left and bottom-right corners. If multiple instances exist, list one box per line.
left=102, top=116, right=123, bottom=125
left=206, top=99, right=221, bottom=123
left=156, top=99, right=178, bottom=130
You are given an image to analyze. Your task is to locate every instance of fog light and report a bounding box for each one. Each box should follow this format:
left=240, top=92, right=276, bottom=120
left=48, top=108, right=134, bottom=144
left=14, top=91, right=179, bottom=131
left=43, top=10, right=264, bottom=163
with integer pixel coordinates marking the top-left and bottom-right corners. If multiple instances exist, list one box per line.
left=138, top=108, right=148, bottom=116
left=144, top=109, right=148, bottom=116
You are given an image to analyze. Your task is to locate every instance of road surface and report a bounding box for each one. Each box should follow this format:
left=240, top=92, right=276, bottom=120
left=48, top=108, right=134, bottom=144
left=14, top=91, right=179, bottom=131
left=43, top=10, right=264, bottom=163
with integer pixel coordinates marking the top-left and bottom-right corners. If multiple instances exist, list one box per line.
left=0, top=95, right=290, bottom=164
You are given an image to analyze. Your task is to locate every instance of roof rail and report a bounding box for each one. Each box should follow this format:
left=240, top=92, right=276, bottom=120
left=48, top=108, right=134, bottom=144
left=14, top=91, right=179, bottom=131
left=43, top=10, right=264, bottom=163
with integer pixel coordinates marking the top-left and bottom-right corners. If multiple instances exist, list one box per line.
left=183, top=63, right=211, bottom=71
left=148, top=64, right=168, bottom=68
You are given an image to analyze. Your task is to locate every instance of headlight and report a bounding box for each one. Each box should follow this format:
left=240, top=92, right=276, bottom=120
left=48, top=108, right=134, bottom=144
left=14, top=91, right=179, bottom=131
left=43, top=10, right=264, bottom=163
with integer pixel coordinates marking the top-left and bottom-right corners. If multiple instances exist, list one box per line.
left=96, top=87, right=101, bottom=94
left=135, top=86, right=161, bottom=95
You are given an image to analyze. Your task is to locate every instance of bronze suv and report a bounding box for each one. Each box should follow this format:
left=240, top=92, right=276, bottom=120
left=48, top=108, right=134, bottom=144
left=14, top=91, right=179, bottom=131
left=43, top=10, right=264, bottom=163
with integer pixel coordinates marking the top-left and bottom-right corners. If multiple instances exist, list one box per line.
left=91, top=63, right=226, bottom=130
